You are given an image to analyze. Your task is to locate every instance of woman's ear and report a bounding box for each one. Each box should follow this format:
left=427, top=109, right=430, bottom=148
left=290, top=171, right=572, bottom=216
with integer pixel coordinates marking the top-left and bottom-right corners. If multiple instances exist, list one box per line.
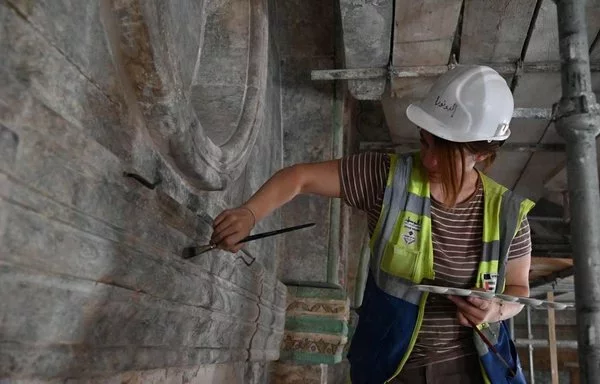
left=474, top=153, right=490, bottom=163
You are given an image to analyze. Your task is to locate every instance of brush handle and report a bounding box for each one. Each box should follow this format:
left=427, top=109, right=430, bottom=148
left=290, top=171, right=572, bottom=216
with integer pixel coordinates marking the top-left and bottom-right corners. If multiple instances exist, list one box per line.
left=183, top=223, right=316, bottom=259
left=237, top=223, right=315, bottom=244
left=468, top=318, right=516, bottom=377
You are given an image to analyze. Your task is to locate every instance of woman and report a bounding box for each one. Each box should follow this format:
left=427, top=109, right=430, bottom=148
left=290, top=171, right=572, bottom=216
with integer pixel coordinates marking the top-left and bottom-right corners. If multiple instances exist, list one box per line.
left=211, top=65, right=533, bottom=384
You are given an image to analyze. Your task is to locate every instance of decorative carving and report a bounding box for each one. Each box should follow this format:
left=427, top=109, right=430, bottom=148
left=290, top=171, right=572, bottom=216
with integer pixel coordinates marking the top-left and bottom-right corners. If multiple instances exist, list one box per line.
left=281, top=333, right=346, bottom=356
left=287, top=301, right=347, bottom=315
left=270, top=362, right=326, bottom=384
left=105, top=0, right=268, bottom=191
left=279, top=287, right=350, bottom=366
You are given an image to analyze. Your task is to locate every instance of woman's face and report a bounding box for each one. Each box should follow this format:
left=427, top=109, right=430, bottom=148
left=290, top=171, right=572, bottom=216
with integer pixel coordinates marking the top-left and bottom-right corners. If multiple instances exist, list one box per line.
left=419, top=129, right=439, bottom=173
left=419, top=128, right=481, bottom=176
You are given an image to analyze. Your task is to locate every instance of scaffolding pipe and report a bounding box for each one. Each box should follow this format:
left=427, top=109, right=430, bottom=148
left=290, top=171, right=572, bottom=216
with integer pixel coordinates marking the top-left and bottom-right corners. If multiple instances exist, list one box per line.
left=527, top=306, right=535, bottom=384
left=515, top=338, right=578, bottom=349
left=359, top=142, right=565, bottom=153
left=512, top=108, right=552, bottom=120
left=310, top=63, right=600, bottom=81
left=554, top=0, right=600, bottom=382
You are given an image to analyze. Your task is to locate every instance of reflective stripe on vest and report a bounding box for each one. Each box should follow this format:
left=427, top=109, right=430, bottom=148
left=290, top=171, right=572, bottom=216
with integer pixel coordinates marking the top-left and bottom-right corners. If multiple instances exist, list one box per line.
left=368, top=153, right=534, bottom=383
left=369, top=154, right=426, bottom=306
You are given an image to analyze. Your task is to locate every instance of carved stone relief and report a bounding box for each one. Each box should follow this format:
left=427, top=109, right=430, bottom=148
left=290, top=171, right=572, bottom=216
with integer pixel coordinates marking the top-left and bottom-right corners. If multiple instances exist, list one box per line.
left=0, top=0, right=284, bottom=380
left=106, top=0, right=268, bottom=191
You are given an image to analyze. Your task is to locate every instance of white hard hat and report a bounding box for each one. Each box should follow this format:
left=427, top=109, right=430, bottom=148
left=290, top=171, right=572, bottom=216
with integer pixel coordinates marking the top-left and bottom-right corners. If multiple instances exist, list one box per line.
left=406, top=65, right=514, bottom=142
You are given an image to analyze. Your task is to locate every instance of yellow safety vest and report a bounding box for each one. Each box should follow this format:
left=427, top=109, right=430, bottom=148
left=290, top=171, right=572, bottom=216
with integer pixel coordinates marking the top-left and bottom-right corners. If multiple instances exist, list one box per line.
left=347, top=153, right=534, bottom=384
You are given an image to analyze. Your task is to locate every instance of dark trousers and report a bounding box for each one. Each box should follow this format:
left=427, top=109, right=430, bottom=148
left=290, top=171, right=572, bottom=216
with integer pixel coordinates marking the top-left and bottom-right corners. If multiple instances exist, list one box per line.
left=390, top=355, right=485, bottom=384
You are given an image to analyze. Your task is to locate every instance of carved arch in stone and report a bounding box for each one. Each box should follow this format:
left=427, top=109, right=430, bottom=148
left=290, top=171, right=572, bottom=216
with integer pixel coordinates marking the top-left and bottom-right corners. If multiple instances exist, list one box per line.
left=105, top=0, right=268, bottom=191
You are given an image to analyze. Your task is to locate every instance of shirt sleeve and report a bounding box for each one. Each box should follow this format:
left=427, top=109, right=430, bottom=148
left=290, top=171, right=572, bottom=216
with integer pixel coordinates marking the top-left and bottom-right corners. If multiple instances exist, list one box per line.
left=507, top=217, right=532, bottom=260
left=339, top=152, right=390, bottom=212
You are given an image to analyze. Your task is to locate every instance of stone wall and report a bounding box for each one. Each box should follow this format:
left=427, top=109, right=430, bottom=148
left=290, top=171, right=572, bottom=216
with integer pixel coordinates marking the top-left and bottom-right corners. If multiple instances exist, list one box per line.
left=0, top=0, right=286, bottom=381
left=275, top=0, right=342, bottom=286
left=267, top=1, right=360, bottom=382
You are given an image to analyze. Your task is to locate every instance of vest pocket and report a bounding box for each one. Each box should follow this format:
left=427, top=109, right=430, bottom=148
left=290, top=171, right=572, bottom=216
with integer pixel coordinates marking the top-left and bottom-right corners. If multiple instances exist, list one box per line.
left=380, top=244, right=422, bottom=282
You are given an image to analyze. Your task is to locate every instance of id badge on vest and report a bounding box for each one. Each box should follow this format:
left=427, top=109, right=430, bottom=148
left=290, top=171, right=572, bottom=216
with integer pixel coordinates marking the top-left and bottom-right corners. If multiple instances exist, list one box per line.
left=402, top=217, right=421, bottom=246
left=482, top=272, right=498, bottom=292
left=380, top=212, right=426, bottom=283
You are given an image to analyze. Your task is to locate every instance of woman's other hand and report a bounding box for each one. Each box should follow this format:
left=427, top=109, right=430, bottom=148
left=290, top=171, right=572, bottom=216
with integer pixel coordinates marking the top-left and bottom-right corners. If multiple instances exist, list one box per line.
left=448, top=294, right=500, bottom=327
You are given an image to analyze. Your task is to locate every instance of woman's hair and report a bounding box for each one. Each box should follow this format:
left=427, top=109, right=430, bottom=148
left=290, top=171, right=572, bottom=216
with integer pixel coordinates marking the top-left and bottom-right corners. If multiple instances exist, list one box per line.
left=431, top=134, right=503, bottom=207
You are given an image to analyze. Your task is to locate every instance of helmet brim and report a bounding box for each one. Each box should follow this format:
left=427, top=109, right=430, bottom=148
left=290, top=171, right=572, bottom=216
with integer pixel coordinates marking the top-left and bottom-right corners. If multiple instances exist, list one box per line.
left=406, top=103, right=511, bottom=142
left=406, top=104, right=464, bottom=142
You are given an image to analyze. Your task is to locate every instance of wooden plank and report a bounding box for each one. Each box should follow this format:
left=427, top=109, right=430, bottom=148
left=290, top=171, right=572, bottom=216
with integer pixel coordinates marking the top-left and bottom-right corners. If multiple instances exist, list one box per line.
left=393, top=0, right=462, bottom=66
left=571, top=367, right=581, bottom=384
left=529, top=258, right=573, bottom=280
left=547, top=291, right=559, bottom=384
left=461, top=0, right=537, bottom=64
left=530, top=257, right=573, bottom=271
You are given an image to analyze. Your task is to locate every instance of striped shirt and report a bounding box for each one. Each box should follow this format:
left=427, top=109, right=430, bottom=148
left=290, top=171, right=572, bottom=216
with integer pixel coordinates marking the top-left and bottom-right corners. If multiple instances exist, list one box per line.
left=340, top=152, right=531, bottom=368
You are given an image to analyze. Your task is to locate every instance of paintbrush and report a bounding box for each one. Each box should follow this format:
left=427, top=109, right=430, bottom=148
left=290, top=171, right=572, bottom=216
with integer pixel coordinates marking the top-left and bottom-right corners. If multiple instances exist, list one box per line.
left=182, top=222, right=316, bottom=259
left=467, top=317, right=516, bottom=377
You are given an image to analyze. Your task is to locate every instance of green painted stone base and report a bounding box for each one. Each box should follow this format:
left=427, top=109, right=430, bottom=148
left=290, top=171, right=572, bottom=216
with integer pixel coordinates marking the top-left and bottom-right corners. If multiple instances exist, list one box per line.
left=279, top=351, right=342, bottom=365
left=285, top=315, right=349, bottom=336
left=280, top=285, right=350, bottom=365
left=286, top=285, right=347, bottom=300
